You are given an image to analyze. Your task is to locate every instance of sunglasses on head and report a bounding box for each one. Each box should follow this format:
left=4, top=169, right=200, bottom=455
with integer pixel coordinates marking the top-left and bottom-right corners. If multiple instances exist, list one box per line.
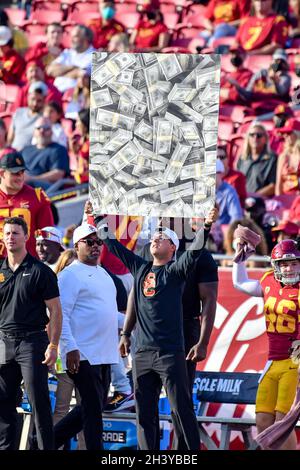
left=35, top=229, right=54, bottom=239
left=249, top=132, right=264, bottom=138
left=79, top=238, right=102, bottom=247
left=35, top=125, right=51, bottom=131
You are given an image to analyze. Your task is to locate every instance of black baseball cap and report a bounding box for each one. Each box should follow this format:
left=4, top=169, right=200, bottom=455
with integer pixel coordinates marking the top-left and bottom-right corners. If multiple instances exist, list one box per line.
left=0, top=151, right=26, bottom=173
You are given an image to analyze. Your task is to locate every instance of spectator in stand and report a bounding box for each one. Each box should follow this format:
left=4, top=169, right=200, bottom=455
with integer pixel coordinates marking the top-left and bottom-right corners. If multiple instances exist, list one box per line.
left=22, top=116, right=70, bottom=190
left=231, top=49, right=291, bottom=111
left=0, top=9, right=28, bottom=56
left=108, top=32, right=130, bottom=52
left=64, top=71, right=91, bottom=121
left=0, top=26, right=25, bottom=85
left=47, top=25, right=95, bottom=94
left=223, top=217, right=268, bottom=266
left=272, top=220, right=299, bottom=242
left=235, top=0, right=288, bottom=54
left=0, top=119, right=7, bottom=153
left=289, top=194, right=300, bottom=225
left=275, top=122, right=300, bottom=195
left=0, top=149, right=54, bottom=259
left=217, top=145, right=247, bottom=207
left=42, top=101, right=67, bottom=148
left=25, top=22, right=64, bottom=68
left=13, top=60, right=62, bottom=112
left=130, top=3, right=170, bottom=52
left=287, top=0, right=300, bottom=40
left=8, top=82, right=46, bottom=151
left=201, top=0, right=250, bottom=45
left=215, top=158, right=244, bottom=224
left=88, top=0, right=125, bottom=50
left=220, top=45, right=252, bottom=105
left=69, top=110, right=89, bottom=184
left=269, top=103, right=294, bottom=154
left=237, top=123, right=277, bottom=196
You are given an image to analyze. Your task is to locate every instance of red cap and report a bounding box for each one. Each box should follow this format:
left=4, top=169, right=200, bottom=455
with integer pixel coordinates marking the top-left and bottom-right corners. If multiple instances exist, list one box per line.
left=277, top=118, right=300, bottom=134
left=137, top=0, right=160, bottom=12
left=274, top=103, right=294, bottom=117
left=272, top=220, right=299, bottom=235
left=0, top=147, right=17, bottom=159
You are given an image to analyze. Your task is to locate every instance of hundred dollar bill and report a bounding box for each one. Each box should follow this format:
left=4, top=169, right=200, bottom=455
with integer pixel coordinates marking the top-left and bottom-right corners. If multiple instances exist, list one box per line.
left=152, top=160, right=166, bottom=171
left=142, top=53, right=157, bottom=65
left=156, top=81, right=172, bottom=94
left=139, top=171, right=164, bottom=186
left=200, top=82, right=220, bottom=104
left=108, top=82, right=144, bottom=105
left=96, top=108, right=135, bottom=131
left=203, top=131, right=218, bottom=148
left=202, top=164, right=216, bottom=175
left=165, top=111, right=182, bottom=126
left=110, top=140, right=140, bottom=173
left=205, top=150, right=217, bottom=165
left=144, top=62, right=162, bottom=87
left=173, top=101, right=203, bottom=124
left=134, top=119, right=153, bottom=143
left=195, top=68, right=220, bottom=90
left=136, top=183, right=169, bottom=198
left=92, top=88, right=113, bottom=108
left=168, top=83, right=197, bottom=102
left=164, top=143, right=191, bottom=183
left=114, top=170, right=139, bottom=187
left=90, top=154, right=109, bottom=164
left=103, top=129, right=133, bottom=153
left=203, top=114, right=219, bottom=131
left=180, top=162, right=204, bottom=180
left=157, top=54, right=183, bottom=80
left=90, top=162, right=115, bottom=178
left=118, top=99, right=134, bottom=114
left=160, top=181, right=194, bottom=204
left=116, top=69, right=134, bottom=85
left=103, top=179, right=122, bottom=201
left=134, top=102, right=147, bottom=116
left=155, top=120, right=173, bottom=155
left=125, top=189, right=138, bottom=207
left=180, top=122, right=203, bottom=147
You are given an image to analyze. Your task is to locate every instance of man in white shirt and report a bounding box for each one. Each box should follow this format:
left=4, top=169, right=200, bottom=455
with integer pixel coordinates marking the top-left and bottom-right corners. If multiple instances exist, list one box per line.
left=47, top=25, right=95, bottom=93
left=57, top=223, right=119, bottom=450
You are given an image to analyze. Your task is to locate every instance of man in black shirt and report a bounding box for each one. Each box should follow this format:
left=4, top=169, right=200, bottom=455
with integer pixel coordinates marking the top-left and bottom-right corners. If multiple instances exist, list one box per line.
left=0, top=216, right=62, bottom=450
left=95, top=207, right=217, bottom=450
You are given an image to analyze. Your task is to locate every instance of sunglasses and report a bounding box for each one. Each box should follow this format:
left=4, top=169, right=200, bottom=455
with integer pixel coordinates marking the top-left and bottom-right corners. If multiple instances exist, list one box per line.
left=35, top=229, right=55, bottom=239
left=35, top=126, right=51, bottom=131
left=249, top=132, right=264, bottom=138
left=79, top=238, right=102, bottom=247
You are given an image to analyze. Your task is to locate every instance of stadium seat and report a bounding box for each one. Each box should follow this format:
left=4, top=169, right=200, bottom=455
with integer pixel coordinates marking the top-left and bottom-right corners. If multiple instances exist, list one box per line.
left=163, top=13, right=180, bottom=30
left=22, top=22, right=47, bottom=35
left=4, top=8, right=26, bottom=27
left=187, top=37, right=205, bottom=53
left=27, top=34, right=47, bottom=48
left=218, top=118, right=235, bottom=141
left=228, top=134, right=244, bottom=168
left=0, top=113, right=12, bottom=131
left=175, top=24, right=202, bottom=39
left=29, top=10, right=64, bottom=23
left=184, top=3, right=206, bottom=18
left=0, top=85, right=19, bottom=113
left=115, top=3, right=138, bottom=14
left=210, top=36, right=236, bottom=51
left=244, top=54, right=273, bottom=74
left=71, top=1, right=99, bottom=12
left=114, top=12, right=140, bottom=29
left=67, top=11, right=100, bottom=23
left=183, top=14, right=207, bottom=28
left=161, top=46, right=190, bottom=53
left=32, top=1, right=62, bottom=11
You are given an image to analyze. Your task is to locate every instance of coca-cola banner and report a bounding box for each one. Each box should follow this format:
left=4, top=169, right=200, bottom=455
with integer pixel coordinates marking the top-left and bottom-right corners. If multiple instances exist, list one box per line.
left=198, top=268, right=267, bottom=374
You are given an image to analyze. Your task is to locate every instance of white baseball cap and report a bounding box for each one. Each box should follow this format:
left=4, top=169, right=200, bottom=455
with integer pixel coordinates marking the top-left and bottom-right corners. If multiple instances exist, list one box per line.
left=154, top=227, right=179, bottom=251
left=73, top=224, right=97, bottom=244
left=216, top=158, right=225, bottom=174
left=35, top=226, right=63, bottom=248
left=0, top=26, right=12, bottom=46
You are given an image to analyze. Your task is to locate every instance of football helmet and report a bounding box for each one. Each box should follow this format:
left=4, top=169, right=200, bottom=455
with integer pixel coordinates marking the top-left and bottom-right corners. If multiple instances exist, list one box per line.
left=271, top=239, right=300, bottom=285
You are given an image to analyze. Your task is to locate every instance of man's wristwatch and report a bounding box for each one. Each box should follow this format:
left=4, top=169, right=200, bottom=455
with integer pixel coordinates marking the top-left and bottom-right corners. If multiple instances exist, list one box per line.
left=120, top=331, right=131, bottom=337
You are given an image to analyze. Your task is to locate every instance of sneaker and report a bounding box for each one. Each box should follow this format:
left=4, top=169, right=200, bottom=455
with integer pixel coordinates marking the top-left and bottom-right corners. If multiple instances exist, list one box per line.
left=104, top=392, right=135, bottom=413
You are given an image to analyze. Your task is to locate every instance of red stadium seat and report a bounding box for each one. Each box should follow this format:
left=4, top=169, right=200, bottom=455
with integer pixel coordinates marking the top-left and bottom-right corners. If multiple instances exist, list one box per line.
left=71, top=1, right=99, bottom=12
left=0, top=113, right=12, bottom=131
left=27, top=34, right=47, bottom=48
left=244, top=54, right=273, bottom=74
left=228, top=134, right=244, bottom=168
left=184, top=3, right=206, bottom=18
left=161, top=46, right=190, bottom=53
left=163, top=12, right=180, bottom=30
left=175, top=24, right=202, bottom=39
left=114, top=12, right=140, bottom=29
left=30, top=10, right=64, bottom=23
left=183, top=14, right=207, bottom=28
left=115, top=3, right=138, bottom=14
left=0, top=85, right=20, bottom=113
left=67, top=11, right=100, bottom=23
left=4, top=8, right=26, bottom=27
left=218, top=118, right=235, bottom=141
left=32, top=1, right=62, bottom=11
left=22, top=22, right=47, bottom=35
left=187, top=37, right=205, bottom=52
left=209, top=36, right=236, bottom=51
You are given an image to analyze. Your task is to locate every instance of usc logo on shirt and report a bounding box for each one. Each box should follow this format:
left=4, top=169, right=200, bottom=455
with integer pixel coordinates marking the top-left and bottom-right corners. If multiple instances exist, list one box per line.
left=143, top=272, right=156, bottom=297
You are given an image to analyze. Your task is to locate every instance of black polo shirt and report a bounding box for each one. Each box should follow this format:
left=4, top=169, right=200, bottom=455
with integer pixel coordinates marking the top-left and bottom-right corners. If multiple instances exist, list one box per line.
left=237, top=151, right=277, bottom=193
left=0, top=253, right=59, bottom=332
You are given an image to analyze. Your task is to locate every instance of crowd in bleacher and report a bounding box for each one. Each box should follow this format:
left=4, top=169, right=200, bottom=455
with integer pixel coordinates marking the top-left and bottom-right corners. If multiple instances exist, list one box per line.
left=1, top=0, right=300, bottom=259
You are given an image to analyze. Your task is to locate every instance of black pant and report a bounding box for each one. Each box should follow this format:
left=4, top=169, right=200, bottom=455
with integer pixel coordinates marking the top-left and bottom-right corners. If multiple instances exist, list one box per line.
left=0, top=331, right=53, bottom=450
left=132, top=350, right=200, bottom=450
left=55, top=361, right=110, bottom=450
left=172, top=318, right=200, bottom=450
